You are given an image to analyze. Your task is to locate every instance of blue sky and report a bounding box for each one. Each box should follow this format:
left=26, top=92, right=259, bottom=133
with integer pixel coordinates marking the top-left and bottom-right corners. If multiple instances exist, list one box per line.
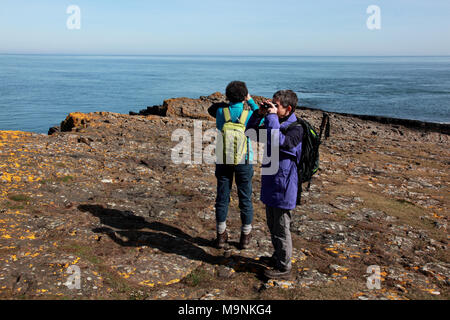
left=0, top=0, right=449, bottom=55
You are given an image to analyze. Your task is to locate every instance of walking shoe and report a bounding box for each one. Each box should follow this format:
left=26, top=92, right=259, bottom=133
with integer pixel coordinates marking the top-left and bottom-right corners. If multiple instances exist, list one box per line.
left=239, top=232, right=252, bottom=250
left=258, top=256, right=276, bottom=268
left=264, top=267, right=292, bottom=280
left=215, top=230, right=228, bottom=249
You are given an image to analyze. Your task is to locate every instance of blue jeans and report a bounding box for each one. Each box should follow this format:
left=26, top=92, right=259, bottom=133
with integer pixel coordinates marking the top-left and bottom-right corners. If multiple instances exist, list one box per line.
left=215, top=164, right=254, bottom=226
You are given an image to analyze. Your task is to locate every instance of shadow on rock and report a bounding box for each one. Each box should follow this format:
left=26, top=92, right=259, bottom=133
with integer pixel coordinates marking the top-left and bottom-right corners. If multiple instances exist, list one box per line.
left=78, top=204, right=265, bottom=278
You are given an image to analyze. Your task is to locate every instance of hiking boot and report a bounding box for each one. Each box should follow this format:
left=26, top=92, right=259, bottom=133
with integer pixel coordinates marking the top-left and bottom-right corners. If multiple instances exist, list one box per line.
left=239, top=232, right=252, bottom=250
left=215, top=230, right=228, bottom=249
left=258, top=256, right=276, bottom=268
left=264, top=267, right=292, bottom=280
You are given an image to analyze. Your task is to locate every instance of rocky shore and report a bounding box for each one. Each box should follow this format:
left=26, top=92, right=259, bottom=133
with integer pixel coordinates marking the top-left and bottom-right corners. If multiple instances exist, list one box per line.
left=0, top=93, right=448, bottom=300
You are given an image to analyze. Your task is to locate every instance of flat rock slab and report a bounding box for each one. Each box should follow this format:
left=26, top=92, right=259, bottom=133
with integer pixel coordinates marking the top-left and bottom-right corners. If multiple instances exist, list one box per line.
left=0, top=95, right=449, bottom=300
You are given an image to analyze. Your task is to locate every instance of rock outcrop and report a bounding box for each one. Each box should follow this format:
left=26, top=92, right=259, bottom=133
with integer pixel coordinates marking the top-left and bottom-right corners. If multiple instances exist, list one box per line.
left=129, top=92, right=267, bottom=121
left=60, top=112, right=98, bottom=132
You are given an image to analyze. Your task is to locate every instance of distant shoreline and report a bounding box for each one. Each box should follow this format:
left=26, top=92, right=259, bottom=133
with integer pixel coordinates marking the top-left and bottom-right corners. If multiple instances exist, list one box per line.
left=3, top=104, right=449, bottom=136
left=127, top=93, right=450, bottom=136
left=299, top=106, right=450, bottom=135
left=2, top=104, right=449, bottom=136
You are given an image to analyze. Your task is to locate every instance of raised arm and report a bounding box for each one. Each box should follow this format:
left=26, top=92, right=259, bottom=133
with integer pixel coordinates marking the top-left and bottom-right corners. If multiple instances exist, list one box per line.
left=246, top=109, right=264, bottom=131
left=208, top=102, right=228, bottom=119
left=245, top=94, right=259, bottom=112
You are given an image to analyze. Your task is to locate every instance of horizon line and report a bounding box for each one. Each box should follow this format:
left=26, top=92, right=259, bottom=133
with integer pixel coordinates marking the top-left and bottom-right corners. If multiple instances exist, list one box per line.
left=1, top=53, right=450, bottom=58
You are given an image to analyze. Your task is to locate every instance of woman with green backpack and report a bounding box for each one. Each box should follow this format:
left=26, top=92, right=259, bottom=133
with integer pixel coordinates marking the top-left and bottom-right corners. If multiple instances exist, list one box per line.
left=212, top=81, right=259, bottom=250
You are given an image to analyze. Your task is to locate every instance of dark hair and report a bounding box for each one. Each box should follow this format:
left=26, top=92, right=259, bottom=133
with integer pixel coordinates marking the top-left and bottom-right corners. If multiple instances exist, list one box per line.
left=273, top=90, right=298, bottom=113
left=226, top=81, right=248, bottom=103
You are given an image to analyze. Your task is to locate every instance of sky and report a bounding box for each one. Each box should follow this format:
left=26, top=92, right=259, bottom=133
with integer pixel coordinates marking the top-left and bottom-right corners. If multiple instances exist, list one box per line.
left=0, top=0, right=449, bottom=56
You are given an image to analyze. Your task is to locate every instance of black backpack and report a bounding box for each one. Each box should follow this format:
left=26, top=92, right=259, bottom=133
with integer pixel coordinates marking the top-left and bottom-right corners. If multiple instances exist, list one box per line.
left=281, top=113, right=330, bottom=205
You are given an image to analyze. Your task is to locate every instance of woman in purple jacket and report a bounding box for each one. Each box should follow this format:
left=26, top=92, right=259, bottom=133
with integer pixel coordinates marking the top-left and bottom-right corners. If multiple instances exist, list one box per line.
left=246, top=90, right=303, bottom=280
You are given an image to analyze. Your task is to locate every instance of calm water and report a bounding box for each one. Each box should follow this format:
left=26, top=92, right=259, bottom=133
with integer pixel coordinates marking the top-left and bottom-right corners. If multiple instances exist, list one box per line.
left=0, top=55, right=449, bottom=133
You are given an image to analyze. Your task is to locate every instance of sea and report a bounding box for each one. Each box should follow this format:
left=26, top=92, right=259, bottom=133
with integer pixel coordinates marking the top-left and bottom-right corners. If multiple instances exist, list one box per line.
left=0, top=55, right=449, bottom=134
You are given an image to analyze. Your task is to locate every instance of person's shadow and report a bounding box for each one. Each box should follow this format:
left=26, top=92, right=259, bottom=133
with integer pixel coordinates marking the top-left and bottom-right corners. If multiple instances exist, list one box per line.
left=78, top=204, right=265, bottom=278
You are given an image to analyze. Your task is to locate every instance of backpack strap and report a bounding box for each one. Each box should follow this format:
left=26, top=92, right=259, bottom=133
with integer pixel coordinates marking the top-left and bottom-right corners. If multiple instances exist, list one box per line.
left=318, top=113, right=330, bottom=141
left=223, top=107, right=232, bottom=123
left=224, top=108, right=249, bottom=124
left=239, top=110, right=250, bottom=164
left=297, top=177, right=303, bottom=205
left=239, top=110, right=249, bottom=125
left=280, top=119, right=302, bottom=135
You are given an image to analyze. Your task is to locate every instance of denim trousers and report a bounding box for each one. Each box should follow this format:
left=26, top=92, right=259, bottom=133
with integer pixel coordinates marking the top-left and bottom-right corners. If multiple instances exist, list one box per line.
left=215, top=164, right=254, bottom=226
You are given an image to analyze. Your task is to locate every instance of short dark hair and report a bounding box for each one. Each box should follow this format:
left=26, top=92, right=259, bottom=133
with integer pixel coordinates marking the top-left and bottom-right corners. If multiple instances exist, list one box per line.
left=273, top=90, right=298, bottom=112
left=226, top=81, right=248, bottom=103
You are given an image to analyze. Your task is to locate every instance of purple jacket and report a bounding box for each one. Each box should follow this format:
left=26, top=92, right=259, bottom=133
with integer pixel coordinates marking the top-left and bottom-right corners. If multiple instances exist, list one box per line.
left=246, top=111, right=303, bottom=210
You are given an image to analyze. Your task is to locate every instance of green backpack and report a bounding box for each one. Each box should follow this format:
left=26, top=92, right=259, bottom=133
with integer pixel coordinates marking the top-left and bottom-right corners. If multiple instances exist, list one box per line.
left=221, top=107, right=250, bottom=165
left=281, top=112, right=330, bottom=205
